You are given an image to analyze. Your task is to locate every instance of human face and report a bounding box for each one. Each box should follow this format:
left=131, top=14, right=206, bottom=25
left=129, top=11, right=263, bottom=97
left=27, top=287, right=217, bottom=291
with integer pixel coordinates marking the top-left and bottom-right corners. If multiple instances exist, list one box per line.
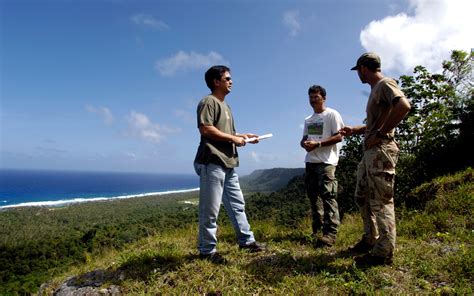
left=216, top=71, right=232, bottom=94
left=357, top=66, right=368, bottom=84
left=309, top=91, right=324, bottom=112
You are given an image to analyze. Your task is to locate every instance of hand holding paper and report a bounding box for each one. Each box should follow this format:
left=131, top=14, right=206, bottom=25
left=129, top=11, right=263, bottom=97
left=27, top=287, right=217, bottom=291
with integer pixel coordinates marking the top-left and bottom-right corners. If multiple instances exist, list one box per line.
left=244, top=133, right=273, bottom=143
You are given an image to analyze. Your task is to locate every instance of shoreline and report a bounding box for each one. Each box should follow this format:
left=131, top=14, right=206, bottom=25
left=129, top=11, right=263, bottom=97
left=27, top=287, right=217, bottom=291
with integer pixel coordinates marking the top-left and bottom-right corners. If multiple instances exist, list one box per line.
left=0, top=187, right=200, bottom=210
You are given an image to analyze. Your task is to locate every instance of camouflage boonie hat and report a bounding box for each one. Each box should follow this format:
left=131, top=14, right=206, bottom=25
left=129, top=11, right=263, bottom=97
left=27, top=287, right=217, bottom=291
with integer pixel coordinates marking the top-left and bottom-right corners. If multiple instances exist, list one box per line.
left=351, top=52, right=381, bottom=71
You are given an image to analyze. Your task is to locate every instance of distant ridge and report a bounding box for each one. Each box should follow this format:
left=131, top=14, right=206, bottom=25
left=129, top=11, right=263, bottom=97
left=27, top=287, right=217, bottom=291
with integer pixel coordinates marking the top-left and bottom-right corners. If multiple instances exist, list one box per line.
left=240, top=167, right=304, bottom=192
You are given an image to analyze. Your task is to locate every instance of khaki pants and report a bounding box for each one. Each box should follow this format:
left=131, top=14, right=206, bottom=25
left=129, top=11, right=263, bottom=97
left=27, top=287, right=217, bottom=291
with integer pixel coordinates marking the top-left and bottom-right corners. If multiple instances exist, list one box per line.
left=355, top=140, right=399, bottom=257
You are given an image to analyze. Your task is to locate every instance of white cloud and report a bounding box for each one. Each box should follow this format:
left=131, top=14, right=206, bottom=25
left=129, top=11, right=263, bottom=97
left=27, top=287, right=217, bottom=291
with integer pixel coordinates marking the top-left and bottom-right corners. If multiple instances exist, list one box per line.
left=125, top=152, right=137, bottom=159
left=250, top=151, right=261, bottom=163
left=283, top=10, right=301, bottom=37
left=126, top=110, right=180, bottom=143
left=155, top=51, right=228, bottom=76
left=130, top=13, right=169, bottom=30
left=360, top=0, right=473, bottom=74
left=248, top=150, right=281, bottom=163
left=174, top=109, right=194, bottom=123
left=86, top=105, right=114, bottom=125
left=35, top=146, right=67, bottom=155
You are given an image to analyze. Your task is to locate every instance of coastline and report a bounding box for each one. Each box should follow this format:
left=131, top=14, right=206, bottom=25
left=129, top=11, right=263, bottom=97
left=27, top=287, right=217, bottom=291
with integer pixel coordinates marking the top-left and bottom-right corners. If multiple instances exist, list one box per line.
left=0, top=187, right=200, bottom=210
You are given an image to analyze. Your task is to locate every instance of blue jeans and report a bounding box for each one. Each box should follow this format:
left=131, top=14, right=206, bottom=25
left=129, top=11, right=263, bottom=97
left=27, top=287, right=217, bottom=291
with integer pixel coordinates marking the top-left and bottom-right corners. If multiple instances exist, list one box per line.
left=194, top=162, right=255, bottom=255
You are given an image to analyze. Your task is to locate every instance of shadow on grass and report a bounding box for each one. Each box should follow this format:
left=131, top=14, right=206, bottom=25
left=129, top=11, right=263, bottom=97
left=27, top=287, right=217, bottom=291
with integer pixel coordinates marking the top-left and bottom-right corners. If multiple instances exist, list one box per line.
left=61, top=247, right=243, bottom=292
left=60, top=251, right=200, bottom=291
left=268, top=231, right=314, bottom=245
left=244, top=248, right=360, bottom=285
left=116, top=253, right=185, bottom=281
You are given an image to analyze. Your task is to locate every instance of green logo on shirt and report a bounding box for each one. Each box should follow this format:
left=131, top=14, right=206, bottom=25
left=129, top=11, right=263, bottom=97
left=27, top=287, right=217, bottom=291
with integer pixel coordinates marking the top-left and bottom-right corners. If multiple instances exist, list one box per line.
left=308, top=122, right=323, bottom=135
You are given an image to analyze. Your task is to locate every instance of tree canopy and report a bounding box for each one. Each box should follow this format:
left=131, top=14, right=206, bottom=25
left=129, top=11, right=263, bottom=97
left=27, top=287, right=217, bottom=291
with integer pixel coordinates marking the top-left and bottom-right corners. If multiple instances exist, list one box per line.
left=338, top=49, right=473, bottom=207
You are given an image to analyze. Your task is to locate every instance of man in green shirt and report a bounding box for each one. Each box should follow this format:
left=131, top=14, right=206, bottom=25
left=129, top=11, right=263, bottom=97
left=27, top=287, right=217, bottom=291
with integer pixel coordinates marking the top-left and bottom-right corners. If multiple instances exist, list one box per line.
left=194, top=65, right=265, bottom=263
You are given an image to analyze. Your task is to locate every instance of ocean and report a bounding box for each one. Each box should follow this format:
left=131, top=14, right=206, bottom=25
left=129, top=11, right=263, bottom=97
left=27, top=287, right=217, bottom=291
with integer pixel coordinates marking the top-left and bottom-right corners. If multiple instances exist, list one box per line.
left=0, top=169, right=199, bottom=209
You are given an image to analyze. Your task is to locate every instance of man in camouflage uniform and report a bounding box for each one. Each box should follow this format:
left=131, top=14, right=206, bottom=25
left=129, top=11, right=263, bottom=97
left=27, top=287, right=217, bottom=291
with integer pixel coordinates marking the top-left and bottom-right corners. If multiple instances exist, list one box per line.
left=340, top=52, right=411, bottom=266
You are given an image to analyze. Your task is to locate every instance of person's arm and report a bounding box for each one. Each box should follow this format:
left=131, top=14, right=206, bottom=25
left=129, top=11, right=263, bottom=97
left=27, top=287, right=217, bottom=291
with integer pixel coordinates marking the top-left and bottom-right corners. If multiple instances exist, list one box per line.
left=339, top=125, right=366, bottom=137
left=236, top=133, right=259, bottom=144
left=378, top=97, right=411, bottom=135
left=300, top=135, right=308, bottom=149
left=199, top=124, right=246, bottom=146
left=364, top=96, right=411, bottom=149
left=303, top=132, right=343, bottom=151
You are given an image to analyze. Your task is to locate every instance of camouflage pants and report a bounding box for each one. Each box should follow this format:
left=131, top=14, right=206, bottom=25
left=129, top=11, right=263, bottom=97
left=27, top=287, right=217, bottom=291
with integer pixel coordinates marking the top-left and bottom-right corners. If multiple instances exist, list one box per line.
left=305, top=163, right=340, bottom=238
left=355, top=140, right=399, bottom=257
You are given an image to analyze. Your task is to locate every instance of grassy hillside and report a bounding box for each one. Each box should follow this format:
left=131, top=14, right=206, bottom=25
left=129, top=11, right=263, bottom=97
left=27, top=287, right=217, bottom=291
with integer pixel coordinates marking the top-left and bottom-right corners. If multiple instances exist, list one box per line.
left=36, top=168, right=473, bottom=295
left=239, top=167, right=304, bottom=192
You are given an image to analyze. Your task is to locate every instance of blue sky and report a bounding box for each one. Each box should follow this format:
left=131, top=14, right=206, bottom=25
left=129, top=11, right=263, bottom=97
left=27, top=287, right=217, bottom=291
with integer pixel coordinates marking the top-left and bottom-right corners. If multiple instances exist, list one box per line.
left=1, top=0, right=472, bottom=175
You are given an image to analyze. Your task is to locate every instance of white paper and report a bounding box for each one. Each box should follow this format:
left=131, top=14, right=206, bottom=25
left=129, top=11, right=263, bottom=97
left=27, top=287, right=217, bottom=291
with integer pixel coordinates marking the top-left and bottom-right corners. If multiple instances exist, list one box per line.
left=244, top=133, right=273, bottom=143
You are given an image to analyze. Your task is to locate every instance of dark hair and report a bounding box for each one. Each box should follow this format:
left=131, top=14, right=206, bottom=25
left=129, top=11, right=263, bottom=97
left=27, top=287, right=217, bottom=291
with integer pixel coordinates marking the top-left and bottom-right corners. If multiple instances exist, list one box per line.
left=205, top=65, right=230, bottom=91
left=308, top=85, right=326, bottom=97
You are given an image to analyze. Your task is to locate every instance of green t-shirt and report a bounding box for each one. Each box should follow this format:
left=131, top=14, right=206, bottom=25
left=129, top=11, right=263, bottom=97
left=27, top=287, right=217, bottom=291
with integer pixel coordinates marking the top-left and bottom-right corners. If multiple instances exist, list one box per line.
left=194, top=95, right=239, bottom=168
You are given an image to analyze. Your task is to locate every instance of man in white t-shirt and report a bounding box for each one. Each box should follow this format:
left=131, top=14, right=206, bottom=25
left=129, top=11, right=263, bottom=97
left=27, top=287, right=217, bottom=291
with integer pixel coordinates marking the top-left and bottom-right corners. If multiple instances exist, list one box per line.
left=300, top=85, right=344, bottom=247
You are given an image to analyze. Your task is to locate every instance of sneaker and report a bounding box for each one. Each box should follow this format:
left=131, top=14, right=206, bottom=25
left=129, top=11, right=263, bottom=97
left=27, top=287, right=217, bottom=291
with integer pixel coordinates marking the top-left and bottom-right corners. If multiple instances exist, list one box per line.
left=354, top=253, right=393, bottom=267
left=348, top=239, right=374, bottom=254
left=315, top=235, right=336, bottom=248
left=239, top=242, right=266, bottom=253
left=199, top=252, right=228, bottom=264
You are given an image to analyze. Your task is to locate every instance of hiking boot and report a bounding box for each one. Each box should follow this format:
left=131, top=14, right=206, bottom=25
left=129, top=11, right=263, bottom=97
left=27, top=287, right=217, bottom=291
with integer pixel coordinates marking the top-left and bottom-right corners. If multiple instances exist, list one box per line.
left=239, top=242, right=266, bottom=253
left=315, top=235, right=336, bottom=248
left=199, top=252, right=228, bottom=264
left=348, top=239, right=374, bottom=254
left=354, top=253, right=393, bottom=267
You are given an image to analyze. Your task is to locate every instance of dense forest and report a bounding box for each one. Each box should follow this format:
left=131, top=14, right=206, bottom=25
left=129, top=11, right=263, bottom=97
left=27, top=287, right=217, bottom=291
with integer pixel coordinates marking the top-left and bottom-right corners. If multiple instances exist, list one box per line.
left=0, top=192, right=200, bottom=294
left=335, top=49, right=473, bottom=210
left=0, top=50, right=472, bottom=294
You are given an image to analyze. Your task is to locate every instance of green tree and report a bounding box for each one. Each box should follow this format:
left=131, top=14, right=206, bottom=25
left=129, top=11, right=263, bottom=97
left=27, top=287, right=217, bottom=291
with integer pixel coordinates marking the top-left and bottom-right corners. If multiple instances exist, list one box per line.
left=396, top=49, right=473, bottom=204
left=337, top=50, right=473, bottom=209
left=337, top=134, right=363, bottom=214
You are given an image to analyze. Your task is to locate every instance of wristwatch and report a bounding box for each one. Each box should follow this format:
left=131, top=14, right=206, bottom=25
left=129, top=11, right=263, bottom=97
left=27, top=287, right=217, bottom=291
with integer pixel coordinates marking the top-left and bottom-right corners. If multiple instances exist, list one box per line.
left=316, top=141, right=322, bottom=148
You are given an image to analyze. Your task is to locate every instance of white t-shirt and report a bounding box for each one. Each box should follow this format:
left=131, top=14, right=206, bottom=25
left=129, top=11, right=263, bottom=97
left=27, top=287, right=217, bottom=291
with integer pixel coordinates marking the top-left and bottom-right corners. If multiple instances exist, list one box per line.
left=303, top=107, right=344, bottom=165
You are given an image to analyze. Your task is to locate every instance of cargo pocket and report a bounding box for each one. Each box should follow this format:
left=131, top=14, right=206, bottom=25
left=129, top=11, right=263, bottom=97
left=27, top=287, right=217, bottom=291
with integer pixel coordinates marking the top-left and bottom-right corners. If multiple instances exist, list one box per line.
left=367, top=141, right=399, bottom=202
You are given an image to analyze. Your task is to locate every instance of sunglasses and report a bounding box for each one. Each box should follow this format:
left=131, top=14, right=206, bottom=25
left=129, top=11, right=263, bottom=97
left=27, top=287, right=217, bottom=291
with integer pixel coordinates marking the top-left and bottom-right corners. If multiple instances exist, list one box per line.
left=223, top=77, right=232, bottom=81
